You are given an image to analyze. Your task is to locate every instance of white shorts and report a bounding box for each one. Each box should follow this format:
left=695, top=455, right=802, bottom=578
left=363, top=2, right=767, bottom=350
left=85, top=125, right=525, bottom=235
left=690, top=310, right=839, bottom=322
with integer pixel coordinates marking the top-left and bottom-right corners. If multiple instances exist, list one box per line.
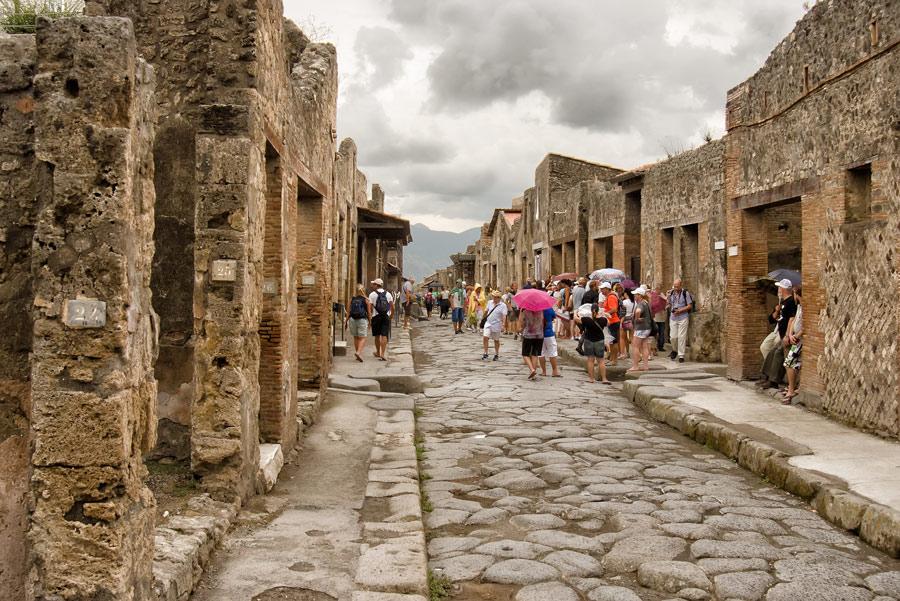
left=541, top=336, right=558, bottom=358
left=483, top=326, right=502, bottom=340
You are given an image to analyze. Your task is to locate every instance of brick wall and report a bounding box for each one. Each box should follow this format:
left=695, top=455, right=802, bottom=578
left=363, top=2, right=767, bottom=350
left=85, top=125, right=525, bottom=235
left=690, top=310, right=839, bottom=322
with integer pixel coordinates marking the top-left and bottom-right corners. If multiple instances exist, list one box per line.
left=725, top=0, right=899, bottom=437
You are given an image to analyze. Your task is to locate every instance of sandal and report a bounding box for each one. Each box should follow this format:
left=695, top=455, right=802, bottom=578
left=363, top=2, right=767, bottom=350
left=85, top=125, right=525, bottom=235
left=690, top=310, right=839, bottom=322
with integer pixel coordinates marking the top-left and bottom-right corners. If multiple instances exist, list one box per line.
left=528, top=370, right=537, bottom=380
left=601, top=380, right=612, bottom=385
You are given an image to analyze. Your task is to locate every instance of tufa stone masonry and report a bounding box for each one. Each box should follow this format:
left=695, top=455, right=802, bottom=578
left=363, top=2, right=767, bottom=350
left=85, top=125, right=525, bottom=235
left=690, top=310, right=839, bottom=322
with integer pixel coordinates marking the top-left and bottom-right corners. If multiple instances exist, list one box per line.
left=0, top=2, right=410, bottom=599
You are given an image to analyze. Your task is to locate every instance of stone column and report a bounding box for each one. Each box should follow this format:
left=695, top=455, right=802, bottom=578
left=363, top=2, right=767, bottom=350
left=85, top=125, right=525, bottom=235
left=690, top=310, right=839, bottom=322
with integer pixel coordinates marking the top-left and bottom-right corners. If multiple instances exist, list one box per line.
left=29, top=17, right=157, bottom=601
left=192, top=95, right=263, bottom=502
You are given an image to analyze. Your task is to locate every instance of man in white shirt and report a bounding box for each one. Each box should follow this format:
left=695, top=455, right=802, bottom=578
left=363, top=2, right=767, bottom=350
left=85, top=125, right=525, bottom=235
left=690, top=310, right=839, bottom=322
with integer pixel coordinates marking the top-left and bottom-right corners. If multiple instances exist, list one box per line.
left=400, top=277, right=415, bottom=329
left=482, top=289, right=509, bottom=361
left=368, top=278, right=394, bottom=361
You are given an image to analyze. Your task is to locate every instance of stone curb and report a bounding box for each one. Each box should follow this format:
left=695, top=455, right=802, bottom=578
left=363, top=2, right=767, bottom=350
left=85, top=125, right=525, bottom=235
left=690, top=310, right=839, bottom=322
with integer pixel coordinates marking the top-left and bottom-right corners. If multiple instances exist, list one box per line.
left=153, top=391, right=325, bottom=601
left=620, top=378, right=900, bottom=558
left=353, top=329, right=429, bottom=598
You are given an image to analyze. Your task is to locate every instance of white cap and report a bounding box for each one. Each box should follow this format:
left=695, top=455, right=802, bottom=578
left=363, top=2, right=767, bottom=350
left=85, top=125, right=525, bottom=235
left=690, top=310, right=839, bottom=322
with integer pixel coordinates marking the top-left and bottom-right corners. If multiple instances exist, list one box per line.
left=775, top=278, right=793, bottom=289
left=633, top=287, right=647, bottom=296
left=599, top=282, right=612, bottom=290
left=371, top=278, right=384, bottom=286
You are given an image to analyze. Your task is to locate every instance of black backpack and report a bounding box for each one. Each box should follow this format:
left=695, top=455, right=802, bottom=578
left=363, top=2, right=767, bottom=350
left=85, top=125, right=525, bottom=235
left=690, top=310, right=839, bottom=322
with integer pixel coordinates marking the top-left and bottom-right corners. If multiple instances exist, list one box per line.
left=349, top=296, right=367, bottom=319
left=374, top=291, right=390, bottom=315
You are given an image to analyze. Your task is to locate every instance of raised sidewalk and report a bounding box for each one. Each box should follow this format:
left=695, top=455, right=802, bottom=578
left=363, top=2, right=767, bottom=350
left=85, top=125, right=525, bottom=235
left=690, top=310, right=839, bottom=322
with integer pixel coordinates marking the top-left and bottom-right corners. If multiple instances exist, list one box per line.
left=557, top=337, right=900, bottom=557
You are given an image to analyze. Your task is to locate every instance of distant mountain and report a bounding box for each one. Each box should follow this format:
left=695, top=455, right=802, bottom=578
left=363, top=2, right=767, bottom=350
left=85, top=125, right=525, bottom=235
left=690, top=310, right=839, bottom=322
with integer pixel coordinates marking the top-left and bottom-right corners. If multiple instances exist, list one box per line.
left=403, top=223, right=481, bottom=281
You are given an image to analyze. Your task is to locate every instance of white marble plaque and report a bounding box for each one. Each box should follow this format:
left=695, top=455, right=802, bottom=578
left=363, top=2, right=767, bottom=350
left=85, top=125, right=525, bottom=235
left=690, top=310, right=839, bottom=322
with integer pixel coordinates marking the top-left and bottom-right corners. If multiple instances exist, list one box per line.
left=64, top=299, right=106, bottom=328
left=211, top=259, right=238, bottom=282
left=263, top=278, right=278, bottom=295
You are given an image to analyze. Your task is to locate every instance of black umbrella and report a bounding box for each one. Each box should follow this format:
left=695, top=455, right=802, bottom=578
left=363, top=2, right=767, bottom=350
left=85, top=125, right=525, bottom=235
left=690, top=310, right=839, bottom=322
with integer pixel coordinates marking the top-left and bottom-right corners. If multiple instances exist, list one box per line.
left=767, top=269, right=802, bottom=287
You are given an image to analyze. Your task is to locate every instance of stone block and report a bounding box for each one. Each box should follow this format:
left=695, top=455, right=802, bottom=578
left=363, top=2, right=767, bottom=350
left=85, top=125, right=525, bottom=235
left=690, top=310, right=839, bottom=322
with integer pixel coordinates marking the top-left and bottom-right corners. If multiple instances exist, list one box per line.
left=31, top=390, right=129, bottom=467
left=257, top=443, right=284, bottom=493
left=860, top=503, right=900, bottom=558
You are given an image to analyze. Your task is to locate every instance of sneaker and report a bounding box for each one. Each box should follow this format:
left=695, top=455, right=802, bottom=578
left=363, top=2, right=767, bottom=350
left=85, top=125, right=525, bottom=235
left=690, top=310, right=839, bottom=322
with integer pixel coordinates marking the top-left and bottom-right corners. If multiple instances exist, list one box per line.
left=493, top=355, right=499, bottom=361
left=678, top=357, right=685, bottom=363
left=669, top=351, right=677, bottom=360
left=482, top=353, right=488, bottom=360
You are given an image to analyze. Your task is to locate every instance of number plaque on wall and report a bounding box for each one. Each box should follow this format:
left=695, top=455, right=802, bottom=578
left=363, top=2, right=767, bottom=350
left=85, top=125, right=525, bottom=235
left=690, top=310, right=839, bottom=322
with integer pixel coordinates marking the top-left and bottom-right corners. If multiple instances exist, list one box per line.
left=64, top=299, right=107, bottom=328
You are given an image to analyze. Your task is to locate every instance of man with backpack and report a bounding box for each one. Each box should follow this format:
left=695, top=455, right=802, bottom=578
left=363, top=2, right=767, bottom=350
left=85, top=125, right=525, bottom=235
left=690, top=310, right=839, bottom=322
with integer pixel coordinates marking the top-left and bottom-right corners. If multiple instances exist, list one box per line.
left=666, top=278, right=694, bottom=363
left=368, top=278, right=394, bottom=361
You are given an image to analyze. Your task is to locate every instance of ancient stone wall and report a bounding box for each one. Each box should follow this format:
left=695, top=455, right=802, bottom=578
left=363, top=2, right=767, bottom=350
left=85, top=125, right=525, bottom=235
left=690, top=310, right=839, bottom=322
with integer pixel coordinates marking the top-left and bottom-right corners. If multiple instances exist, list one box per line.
left=0, top=32, right=35, bottom=601
left=641, top=140, right=726, bottom=362
left=725, top=0, right=899, bottom=437
left=29, top=17, right=158, bottom=599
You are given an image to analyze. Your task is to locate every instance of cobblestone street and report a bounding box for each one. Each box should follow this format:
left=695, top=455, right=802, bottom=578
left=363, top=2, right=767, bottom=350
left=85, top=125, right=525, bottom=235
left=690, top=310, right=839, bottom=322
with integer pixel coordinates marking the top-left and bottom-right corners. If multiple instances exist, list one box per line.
left=411, top=321, right=900, bottom=601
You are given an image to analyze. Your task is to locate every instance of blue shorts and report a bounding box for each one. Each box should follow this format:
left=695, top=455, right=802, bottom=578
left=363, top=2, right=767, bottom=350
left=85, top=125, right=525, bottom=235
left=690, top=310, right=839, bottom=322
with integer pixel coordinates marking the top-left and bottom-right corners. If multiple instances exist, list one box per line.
left=452, top=308, right=464, bottom=323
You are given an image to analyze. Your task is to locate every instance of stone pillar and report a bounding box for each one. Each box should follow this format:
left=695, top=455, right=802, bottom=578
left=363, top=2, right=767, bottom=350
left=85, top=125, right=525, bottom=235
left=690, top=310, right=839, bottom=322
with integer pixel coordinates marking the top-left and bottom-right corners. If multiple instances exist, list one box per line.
left=0, top=32, right=35, bottom=601
left=29, top=17, right=157, bottom=600
left=192, top=95, right=263, bottom=502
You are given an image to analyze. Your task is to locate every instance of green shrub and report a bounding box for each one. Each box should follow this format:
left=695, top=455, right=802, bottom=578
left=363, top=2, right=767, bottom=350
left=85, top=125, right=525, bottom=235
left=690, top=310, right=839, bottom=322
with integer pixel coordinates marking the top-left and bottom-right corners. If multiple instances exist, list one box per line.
left=0, top=0, right=84, bottom=33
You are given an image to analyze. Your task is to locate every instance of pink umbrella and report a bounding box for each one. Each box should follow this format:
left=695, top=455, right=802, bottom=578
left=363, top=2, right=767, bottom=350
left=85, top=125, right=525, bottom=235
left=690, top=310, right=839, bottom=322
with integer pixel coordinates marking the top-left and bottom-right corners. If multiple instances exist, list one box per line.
left=513, top=288, right=558, bottom=311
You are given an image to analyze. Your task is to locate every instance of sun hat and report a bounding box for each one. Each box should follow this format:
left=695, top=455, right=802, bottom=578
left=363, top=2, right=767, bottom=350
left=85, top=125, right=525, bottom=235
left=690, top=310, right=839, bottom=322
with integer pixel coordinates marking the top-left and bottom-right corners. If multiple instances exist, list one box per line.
left=633, top=287, right=648, bottom=296
left=491, top=289, right=502, bottom=297
left=371, top=278, right=384, bottom=286
left=775, top=278, right=793, bottom=289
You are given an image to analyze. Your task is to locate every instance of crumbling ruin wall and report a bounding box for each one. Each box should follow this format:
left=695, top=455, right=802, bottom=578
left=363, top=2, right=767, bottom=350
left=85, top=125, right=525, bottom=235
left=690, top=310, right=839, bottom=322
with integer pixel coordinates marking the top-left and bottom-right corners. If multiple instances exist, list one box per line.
left=0, top=32, right=35, bottom=601
left=28, top=17, right=158, bottom=600
left=725, top=0, right=899, bottom=436
left=642, top=140, right=726, bottom=362
left=85, top=0, right=210, bottom=462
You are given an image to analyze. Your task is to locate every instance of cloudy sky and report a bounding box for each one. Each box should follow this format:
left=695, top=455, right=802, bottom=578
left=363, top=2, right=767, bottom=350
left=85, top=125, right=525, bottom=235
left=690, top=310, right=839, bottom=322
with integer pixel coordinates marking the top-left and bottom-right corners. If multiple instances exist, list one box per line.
left=284, top=1, right=807, bottom=232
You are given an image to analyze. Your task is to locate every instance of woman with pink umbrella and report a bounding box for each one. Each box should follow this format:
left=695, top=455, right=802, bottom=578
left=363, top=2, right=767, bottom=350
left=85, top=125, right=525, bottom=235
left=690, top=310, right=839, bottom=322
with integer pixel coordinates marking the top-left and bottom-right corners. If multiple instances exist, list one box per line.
left=514, top=287, right=557, bottom=380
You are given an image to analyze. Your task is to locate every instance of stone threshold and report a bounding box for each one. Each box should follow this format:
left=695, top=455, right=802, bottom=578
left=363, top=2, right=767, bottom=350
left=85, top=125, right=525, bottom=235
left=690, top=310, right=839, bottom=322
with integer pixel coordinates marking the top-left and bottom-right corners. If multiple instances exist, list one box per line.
left=620, top=377, right=900, bottom=558
left=153, top=391, right=324, bottom=601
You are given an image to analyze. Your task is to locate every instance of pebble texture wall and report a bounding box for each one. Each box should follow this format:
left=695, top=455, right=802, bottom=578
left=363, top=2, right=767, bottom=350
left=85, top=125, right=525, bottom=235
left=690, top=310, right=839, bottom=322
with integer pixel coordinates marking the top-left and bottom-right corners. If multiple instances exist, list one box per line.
left=0, top=32, right=35, bottom=601
left=29, top=17, right=158, bottom=600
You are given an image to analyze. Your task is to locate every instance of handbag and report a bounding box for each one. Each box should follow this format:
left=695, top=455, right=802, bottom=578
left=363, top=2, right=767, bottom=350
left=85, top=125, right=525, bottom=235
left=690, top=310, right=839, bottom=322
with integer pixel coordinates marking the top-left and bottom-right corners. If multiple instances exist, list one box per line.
left=480, top=303, right=500, bottom=329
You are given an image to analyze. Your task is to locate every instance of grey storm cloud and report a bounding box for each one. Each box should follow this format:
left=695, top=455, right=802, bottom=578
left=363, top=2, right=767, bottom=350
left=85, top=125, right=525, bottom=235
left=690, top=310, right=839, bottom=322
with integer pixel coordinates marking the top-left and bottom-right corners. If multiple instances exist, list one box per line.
left=354, top=26, right=412, bottom=89
left=388, top=0, right=802, bottom=142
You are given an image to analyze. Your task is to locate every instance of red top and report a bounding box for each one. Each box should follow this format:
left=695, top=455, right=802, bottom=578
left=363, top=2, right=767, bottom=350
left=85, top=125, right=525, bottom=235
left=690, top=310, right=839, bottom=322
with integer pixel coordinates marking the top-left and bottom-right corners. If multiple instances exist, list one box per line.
left=604, top=293, right=620, bottom=324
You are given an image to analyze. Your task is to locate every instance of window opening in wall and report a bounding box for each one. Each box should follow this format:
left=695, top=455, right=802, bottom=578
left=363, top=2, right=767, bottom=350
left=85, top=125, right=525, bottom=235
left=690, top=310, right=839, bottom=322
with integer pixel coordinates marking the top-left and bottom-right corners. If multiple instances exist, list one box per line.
left=624, top=190, right=642, bottom=279
left=592, top=236, right=613, bottom=269
left=680, top=224, right=700, bottom=300
left=870, top=20, right=879, bottom=47
left=661, top=228, right=674, bottom=288
left=803, top=65, right=810, bottom=93
left=551, top=244, right=563, bottom=276
left=845, top=163, right=872, bottom=223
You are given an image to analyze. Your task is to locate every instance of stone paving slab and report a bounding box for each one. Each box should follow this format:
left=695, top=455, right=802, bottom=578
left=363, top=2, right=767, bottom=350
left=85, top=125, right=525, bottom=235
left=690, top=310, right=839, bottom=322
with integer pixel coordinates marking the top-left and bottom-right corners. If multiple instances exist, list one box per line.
left=409, top=321, right=900, bottom=600
left=622, top=370, right=900, bottom=557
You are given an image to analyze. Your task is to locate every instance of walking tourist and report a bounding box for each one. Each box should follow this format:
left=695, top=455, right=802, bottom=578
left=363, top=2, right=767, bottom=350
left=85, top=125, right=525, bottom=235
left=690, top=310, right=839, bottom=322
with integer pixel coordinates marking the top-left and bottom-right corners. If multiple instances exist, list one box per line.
left=468, top=284, right=487, bottom=332
left=481, top=290, right=508, bottom=361
left=539, top=304, right=562, bottom=378
left=619, top=284, right=634, bottom=360
left=400, top=277, right=414, bottom=329
left=520, top=308, right=544, bottom=380
left=369, top=278, right=393, bottom=361
left=439, top=286, right=450, bottom=319
left=345, top=284, right=371, bottom=363
left=650, top=284, right=667, bottom=356
left=556, top=280, right=573, bottom=339
left=424, top=288, right=434, bottom=318
left=600, top=282, right=621, bottom=367
left=575, top=303, right=611, bottom=385
left=760, top=279, right=796, bottom=389
left=450, top=280, right=466, bottom=334
left=629, top=287, right=653, bottom=372
left=505, top=283, right=520, bottom=339
left=582, top=279, right=600, bottom=306
left=667, top=278, right=693, bottom=363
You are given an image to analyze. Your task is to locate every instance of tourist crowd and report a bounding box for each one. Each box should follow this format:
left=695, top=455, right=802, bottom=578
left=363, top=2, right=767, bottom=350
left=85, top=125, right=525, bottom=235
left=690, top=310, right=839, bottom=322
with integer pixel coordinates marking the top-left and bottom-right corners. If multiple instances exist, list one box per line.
left=344, top=272, right=804, bottom=404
